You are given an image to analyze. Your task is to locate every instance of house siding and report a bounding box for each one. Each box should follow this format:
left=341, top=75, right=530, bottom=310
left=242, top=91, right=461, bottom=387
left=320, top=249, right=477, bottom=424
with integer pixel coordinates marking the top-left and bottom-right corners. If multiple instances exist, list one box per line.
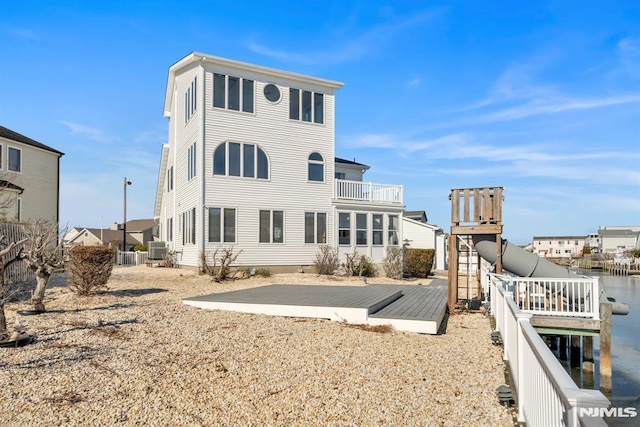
left=0, top=140, right=60, bottom=222
left=201, top=64, right=336, bottom=266
left=157, top=53, right=405, bottom=270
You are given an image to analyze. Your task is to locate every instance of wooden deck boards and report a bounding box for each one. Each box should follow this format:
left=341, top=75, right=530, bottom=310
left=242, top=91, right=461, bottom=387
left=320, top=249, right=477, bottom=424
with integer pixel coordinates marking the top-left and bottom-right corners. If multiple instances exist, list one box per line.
left=183, top=280, right=449, bottom=334
left=184, top=285, right=402, bottom=309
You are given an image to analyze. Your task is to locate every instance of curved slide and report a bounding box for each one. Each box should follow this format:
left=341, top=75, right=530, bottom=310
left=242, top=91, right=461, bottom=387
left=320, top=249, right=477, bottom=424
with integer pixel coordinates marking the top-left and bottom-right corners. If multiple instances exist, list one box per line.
left=472, top=234, right=630, bottom=315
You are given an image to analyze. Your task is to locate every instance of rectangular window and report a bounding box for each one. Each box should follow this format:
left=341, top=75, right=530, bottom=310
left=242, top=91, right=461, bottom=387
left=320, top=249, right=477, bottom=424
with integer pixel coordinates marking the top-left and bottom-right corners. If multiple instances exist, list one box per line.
left=184, top=77, right=197, bottom=123
left=229, top=142, right=241, bottom=176
left=166, top=217, right=173, bottom=241
left=388, top=215, right=399, bottom=245
left=289, top=87, right=324, bottom=124
left=16, top=198, right=21, bottom=222
left=302, top=90, right=312, bottom=122
left=167, top=166, right=174, bottom=191
left=289, top=88, right=300, bottom=120
left=187, top=143, right=197, bottom=180
left=228, top=76, right=240, bottom=111
left=208, top=207, right=236, bottom=243
left=242, top=79, right=254, bottom=113
left=335, top=172, right=345, bottom=180
left=182, top=208, right=196, bottom=245
left=304, top=212, right=327, bottom=244
left=8, top=147, right=21, bottom=172
left=259, top=210, right=284, bottom=243
left=0, top=143, right=3, bottom=170
left=243, top=144, right=255, bottom=178
left=213, top=73, right=254, bottom=112
left=339, top=212, right=351, bottom=245
left=372, top=214, right=383, bottom=245
left=314, top=93, right=324, bottom=124
left=214, top=73, right=226, bottom=108
left=356, top=213, right=367, bottom=245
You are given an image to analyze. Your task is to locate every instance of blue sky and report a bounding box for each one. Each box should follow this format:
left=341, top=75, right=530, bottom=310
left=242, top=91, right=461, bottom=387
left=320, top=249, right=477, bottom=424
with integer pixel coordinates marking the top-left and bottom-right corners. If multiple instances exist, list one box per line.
left=1, top=1, right=638, bottom=244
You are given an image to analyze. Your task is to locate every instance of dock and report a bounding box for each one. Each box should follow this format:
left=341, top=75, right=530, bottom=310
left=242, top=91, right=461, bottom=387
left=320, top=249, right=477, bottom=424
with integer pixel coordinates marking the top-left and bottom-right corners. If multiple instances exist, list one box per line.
left=183, top=280, right=448, bottom=335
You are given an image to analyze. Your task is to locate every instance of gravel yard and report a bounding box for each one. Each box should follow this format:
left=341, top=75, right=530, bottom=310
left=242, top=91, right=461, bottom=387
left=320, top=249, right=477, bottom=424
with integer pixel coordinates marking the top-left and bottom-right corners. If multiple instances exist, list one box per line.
left=0, top=266, right=514, bottom=426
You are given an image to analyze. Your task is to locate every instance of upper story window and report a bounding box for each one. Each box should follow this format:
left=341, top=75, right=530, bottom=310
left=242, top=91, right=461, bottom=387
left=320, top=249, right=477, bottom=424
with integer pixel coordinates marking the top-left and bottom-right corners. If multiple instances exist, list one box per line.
left=167, top=166, right=174, bottom=192
left=214, top=73, right=254, bottom=113
left=185, top=77, right=197, bottom=123
left=8, top=147, right=21, bottom=173
left=214, top=142, right=269, bottom=180
left=335, top=172, right=345, bottom=180
left=308, top=152, right=324, bottom=182
left=187, top=143, right=197, bottom=181
left=289, top=88, right=323, bottom=124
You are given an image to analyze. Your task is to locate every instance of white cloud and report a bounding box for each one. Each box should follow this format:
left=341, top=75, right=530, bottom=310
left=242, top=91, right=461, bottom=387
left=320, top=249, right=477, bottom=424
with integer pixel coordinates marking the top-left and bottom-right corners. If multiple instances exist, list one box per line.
left=58, top=121, right=121, bottom=143
left=247, top=10, right=439, bottom=65
left=10, top=28, right=40, bottom=41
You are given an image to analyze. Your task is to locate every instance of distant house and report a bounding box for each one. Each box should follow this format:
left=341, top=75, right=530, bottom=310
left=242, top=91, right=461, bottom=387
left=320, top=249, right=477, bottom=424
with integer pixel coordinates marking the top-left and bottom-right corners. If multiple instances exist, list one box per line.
left=597, top=226, right=640, bottom=254
left=154, top=52, right=405, bottom=270
left=66, top=219, right=156, bottom=250
left=403, top=210, right=428, bottom=223
left=532, top=236, right=586, bottom=258
left=0, top=126, right=64, bottom=223
left=401, top=213, right=447, bottom=271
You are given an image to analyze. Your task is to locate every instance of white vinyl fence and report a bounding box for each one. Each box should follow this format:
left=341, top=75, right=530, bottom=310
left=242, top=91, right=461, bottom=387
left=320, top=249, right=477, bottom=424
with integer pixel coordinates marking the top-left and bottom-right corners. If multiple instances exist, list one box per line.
left=485, top=268, right=610, bottom=426
left=117, top=250, right=148, bottom=266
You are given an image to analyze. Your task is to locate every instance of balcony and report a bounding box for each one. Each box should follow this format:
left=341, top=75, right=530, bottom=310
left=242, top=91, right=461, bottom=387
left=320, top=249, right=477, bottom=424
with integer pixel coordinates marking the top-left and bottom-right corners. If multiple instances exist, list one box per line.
left=335, top=179, right=403, bottom=204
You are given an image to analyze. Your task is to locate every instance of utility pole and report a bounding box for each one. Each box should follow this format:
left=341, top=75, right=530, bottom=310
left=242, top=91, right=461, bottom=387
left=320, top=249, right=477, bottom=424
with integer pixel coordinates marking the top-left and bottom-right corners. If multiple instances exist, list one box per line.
left=123, top=177, right=132, bottom=251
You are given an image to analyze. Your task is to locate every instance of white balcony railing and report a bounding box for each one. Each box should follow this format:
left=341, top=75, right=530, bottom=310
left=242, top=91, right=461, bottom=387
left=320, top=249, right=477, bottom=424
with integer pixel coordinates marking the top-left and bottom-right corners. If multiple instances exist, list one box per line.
left=486, top=271, right=600, bottom=319
left=335, top=179, right=403, bottom=204
left=488, top=270, right=609, bottom=426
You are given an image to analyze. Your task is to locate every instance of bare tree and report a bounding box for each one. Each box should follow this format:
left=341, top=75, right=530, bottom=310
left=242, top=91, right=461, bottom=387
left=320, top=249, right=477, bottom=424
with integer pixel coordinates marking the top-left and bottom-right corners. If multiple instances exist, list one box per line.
left=20, top=219, right=66, bottom=312
left=0, top=236, right=27, bottom=336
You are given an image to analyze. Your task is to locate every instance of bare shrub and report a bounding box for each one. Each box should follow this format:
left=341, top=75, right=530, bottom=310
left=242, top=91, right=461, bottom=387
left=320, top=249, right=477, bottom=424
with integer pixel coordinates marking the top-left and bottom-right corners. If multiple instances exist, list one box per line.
left=21, top=219, right=66, bottom=312
left=67, top=246, right=114, bottom=295
left=200, top=247, right=242, bottom=282
left=382, top=246, right=403, bottom=279
left=0, top=235, right=27, bottom=336
left=314, top=245, right=339, bottom=275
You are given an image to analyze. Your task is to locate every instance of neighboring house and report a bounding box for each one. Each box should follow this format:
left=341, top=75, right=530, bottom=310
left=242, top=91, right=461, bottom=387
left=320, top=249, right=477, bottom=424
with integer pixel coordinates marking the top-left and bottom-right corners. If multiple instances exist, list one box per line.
left=597, top=226, right=640, bottom=254
left=401, top=214, right=447, bottom=271
left=532, top=236, right=586, bottom=258
left=62, top=226, right=83, bottom=245
left=403, top=210, right=428, bottom=223
left=154, top=52, right=405, bottom=270
left=66, top=219, right=156, bottom=250
left=0, top=126, right=64, bottom=223
left=584, top=233, right=601, bottom=253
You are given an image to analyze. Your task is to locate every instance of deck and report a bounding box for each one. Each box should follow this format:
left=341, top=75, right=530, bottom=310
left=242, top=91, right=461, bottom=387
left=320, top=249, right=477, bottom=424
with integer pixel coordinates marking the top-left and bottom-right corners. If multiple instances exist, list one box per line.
left=183, top=280, right=448, bottom=334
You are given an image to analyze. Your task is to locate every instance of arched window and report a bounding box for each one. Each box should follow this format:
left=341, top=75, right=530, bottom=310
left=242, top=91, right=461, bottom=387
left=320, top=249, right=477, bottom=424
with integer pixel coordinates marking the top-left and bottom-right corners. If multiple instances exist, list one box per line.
left=308, top=152, right=324, bottom=182
left=213, top=142, right=269, bottom=179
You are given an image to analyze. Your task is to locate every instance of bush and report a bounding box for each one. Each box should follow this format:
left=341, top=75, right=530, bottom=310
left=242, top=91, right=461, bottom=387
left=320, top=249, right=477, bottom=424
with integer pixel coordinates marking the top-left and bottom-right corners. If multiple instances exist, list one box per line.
left=344, top=251, right=376, bottom=277
left=315, top=245, right=339, bottom=275
left=133, top=244, right=148, bottom=252
left=256, top=268, right=271, bottom=278
left=67, top=246, right=114, bottom=295
left=382, top=246, right=403, bottom=279
left=406, top=248, right=435, bottom=278
left=200, top=247, right=242, bottom=282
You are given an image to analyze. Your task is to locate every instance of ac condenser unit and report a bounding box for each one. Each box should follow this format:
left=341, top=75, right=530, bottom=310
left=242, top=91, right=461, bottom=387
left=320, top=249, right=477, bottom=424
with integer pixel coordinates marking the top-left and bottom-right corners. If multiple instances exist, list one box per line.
left=147, top=241, right=167, bottom=260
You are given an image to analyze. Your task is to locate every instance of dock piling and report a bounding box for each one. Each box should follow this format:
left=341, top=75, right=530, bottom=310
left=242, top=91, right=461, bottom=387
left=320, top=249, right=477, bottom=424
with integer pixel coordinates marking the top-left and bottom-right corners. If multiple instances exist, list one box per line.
left=599, top=302, right=612, bottom=393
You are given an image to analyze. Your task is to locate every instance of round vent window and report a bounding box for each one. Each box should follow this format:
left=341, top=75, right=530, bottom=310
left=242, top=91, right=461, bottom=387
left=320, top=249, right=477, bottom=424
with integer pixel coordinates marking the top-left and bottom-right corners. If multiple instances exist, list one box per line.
left=264, top=84, right=281, bottom=103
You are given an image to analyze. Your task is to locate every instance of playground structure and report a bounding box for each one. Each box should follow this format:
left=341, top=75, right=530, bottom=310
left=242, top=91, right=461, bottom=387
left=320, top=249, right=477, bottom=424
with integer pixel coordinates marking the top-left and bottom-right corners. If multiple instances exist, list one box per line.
left=448, top=187, right=504, bottom=310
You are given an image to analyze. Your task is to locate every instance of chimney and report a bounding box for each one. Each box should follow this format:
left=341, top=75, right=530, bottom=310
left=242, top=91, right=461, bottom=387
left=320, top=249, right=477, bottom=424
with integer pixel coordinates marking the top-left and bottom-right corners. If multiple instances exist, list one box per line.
left=110, top=222, right=119, bottom=231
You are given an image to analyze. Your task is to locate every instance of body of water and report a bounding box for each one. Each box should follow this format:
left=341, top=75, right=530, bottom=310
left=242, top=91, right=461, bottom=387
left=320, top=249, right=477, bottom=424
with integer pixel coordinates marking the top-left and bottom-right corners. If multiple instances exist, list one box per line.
left=571, top=271, right=640, bottom=426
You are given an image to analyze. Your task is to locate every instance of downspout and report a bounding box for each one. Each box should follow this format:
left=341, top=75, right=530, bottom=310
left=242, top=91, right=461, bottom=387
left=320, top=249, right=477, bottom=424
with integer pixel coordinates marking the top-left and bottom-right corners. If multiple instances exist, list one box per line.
left=172, top=82, right=178, bottom=253
left=56, top=154, right=61, bottom=224
left=199, top=57, right=206, bottom=262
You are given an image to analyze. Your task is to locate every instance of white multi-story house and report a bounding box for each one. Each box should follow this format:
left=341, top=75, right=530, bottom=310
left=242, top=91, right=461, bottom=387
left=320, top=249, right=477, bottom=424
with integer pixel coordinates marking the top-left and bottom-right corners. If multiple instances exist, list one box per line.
left=154, top=52, right=404, bottom=270
left=597, top=226, right=640, bottom=254
left=532, top=236, right=586, bottom=258
left=0, top=126, right=64, bottom=223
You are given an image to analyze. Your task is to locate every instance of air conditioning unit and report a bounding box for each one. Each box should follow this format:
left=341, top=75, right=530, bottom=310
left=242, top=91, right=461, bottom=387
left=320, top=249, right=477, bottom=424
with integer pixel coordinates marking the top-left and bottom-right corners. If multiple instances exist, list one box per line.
left=147, top=241, right=167, bottom=260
